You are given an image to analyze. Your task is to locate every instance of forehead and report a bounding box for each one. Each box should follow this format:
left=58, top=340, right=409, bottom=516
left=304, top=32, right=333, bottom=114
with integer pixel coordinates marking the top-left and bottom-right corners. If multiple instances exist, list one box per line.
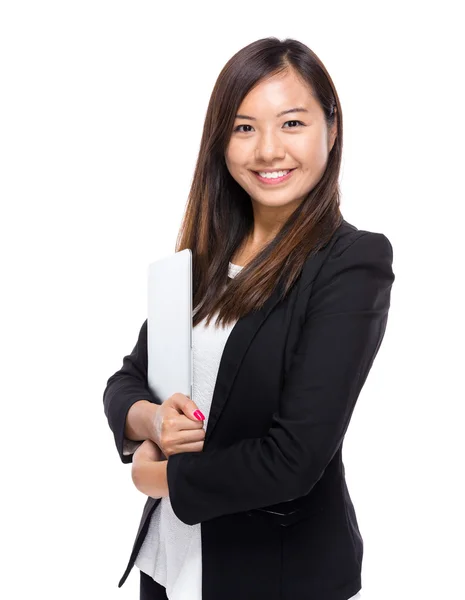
left=237, top=70, right=319, bottom=115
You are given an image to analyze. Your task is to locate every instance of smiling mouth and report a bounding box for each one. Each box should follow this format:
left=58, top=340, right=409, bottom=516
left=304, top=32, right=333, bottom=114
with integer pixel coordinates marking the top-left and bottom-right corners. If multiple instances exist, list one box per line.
left=252, top=168, right=296, bottom=174
left=252, top=168, right=297, bottom=185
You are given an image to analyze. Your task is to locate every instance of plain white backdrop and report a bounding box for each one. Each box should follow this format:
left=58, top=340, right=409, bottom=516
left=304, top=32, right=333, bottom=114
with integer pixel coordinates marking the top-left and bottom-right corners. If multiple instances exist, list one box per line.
left=1, top=1, right=463, bottom=598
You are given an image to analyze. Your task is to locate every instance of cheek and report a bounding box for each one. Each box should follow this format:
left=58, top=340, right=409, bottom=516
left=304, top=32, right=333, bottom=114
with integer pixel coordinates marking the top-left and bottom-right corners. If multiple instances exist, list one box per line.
left=225, top=141, right=241, bottom=165
left=295, top=129, right=328, bottom=163
left=297, top=142, right=328, bottom=171
left=225, top=148, right=250, bottom=182
left=225, top=150, right=246, bottom=185
left=224, top=148, right=238, bottom=175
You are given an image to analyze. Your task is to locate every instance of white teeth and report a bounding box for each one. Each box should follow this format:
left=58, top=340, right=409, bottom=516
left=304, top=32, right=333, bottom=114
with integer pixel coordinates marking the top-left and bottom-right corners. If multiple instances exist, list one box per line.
left=258, top=169, right=291, bottom=179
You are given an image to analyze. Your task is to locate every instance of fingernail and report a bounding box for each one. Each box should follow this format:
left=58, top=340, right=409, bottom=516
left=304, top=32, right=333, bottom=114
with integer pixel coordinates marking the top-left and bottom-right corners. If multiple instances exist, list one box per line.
left=193, top=410, right=205, bottom=421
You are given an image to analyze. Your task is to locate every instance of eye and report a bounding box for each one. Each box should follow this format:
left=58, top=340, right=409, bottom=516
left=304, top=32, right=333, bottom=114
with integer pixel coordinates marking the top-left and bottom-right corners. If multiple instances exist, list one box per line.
left=283, top=120, right=304, bottom=128
left=233, top=124, right=253, bottom=133
left=233, top=120, right=305, bottom=133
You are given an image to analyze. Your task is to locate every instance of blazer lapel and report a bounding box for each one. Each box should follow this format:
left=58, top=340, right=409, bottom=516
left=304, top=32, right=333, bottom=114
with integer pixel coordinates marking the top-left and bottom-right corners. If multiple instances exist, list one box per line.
left=205, top=226, right=345, bottom=446
left=204, top=280, right=284, bottom=445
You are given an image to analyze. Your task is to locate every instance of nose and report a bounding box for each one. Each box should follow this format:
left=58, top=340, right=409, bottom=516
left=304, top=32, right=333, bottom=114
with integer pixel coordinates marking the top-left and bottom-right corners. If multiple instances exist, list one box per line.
left=254, top=130, right=285, bottom=163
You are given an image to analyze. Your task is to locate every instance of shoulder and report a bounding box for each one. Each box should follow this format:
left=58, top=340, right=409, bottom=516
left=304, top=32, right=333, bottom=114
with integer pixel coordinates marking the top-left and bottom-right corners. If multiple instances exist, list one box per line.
left=330, top=220, right=393, bottom=261
left=299, top=219, right=394, bottom=292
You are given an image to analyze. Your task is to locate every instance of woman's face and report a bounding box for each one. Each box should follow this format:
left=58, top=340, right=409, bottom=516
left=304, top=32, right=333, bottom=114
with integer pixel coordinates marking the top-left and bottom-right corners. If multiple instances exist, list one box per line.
left=225, top=68, right=337, bottom=219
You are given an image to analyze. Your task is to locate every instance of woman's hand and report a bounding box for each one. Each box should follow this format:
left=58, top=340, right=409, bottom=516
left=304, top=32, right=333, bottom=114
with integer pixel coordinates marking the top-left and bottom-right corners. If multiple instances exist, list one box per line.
left=131, top=440, right=169, bottom=498
left=133, top=439, right=165, bottom=464
left=148, top=393, right=206, bottom=458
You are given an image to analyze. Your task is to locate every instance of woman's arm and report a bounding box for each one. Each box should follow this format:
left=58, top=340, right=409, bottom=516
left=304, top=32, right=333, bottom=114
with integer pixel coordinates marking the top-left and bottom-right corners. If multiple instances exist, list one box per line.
left=125, top=400, right=159, bottom=441
left=131, top=439, right=169, bottom=498
left=103, top=320, right=163, bottom=464
left=122, top=400, right=159, bottom=456
left=132, top=460, right=169, bottom=499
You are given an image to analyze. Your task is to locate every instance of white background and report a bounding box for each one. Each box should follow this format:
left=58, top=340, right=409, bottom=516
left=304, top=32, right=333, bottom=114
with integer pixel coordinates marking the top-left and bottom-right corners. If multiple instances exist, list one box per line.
left=1, top=1, right=463, bottom=598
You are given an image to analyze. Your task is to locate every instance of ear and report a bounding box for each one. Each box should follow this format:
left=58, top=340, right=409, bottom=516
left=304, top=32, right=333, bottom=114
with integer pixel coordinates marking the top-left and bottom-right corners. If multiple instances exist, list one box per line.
left=328, top=112, right=338, bottom=153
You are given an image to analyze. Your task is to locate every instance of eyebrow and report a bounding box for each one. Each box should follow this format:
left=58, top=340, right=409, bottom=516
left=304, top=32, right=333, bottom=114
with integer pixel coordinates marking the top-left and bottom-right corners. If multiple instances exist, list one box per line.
left=235, top=107, right=309, bottom=121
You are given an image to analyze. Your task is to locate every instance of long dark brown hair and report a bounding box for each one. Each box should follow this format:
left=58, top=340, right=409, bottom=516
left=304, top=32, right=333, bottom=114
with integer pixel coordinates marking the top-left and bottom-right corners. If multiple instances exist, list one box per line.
left=175, top=37, right=344, bottom=328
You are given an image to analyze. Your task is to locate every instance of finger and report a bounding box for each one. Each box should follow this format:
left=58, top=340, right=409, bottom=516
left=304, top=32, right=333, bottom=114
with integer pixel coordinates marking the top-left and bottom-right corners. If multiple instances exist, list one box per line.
left=167, top=441, right=204, bottom=456
left=165, top=427, right=205, bottom=447
left=169, top=393, right=205, bottom=423
left=163, top=408, right=204, bottom=431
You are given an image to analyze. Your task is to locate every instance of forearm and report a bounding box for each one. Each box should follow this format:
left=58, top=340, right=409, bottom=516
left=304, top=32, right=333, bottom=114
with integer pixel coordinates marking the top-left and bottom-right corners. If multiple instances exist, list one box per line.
left=125, top=400, right=158, bottom=442
left=132, top=460, right=169, bottom=499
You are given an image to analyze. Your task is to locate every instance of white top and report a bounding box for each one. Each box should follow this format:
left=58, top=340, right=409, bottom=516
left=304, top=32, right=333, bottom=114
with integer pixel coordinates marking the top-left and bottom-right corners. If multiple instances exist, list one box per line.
left=129, top=261, right=362, bottom=600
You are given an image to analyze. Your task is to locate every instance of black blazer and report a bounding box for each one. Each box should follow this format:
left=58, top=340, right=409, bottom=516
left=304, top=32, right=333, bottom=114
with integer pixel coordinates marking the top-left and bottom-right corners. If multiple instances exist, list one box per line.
left=103, top=219, right=395, bottom=600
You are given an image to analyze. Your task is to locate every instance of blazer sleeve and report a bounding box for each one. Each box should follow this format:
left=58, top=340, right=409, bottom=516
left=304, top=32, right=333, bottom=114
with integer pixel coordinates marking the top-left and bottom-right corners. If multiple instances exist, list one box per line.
left=166, top=231, right=395, bottom=525
left=103, top=319, right=163, bottom=464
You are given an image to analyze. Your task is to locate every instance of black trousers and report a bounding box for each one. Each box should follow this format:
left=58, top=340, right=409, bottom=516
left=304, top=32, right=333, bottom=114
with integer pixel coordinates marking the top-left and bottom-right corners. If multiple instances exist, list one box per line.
left=139, top=570, right=169, bottom=600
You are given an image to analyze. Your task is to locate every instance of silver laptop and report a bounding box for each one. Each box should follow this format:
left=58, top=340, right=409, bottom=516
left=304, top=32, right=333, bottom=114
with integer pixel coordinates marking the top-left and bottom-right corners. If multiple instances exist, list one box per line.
left=147, top=249, right=193, bottom=402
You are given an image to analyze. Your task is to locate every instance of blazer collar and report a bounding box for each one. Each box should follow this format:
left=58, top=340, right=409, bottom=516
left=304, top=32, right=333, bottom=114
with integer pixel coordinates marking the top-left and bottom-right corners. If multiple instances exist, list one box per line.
left=205, top=278, right=284, bottom=445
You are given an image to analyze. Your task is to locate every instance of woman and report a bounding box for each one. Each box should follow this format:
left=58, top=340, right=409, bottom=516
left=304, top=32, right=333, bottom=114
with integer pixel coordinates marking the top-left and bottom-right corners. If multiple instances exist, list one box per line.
left=103, top=37, right=395, bottom=600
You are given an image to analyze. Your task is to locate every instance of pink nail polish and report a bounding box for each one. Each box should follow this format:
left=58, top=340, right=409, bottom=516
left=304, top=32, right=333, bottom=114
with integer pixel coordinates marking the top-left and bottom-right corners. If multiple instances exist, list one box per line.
left=193, top=410, right=205, bottom=421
